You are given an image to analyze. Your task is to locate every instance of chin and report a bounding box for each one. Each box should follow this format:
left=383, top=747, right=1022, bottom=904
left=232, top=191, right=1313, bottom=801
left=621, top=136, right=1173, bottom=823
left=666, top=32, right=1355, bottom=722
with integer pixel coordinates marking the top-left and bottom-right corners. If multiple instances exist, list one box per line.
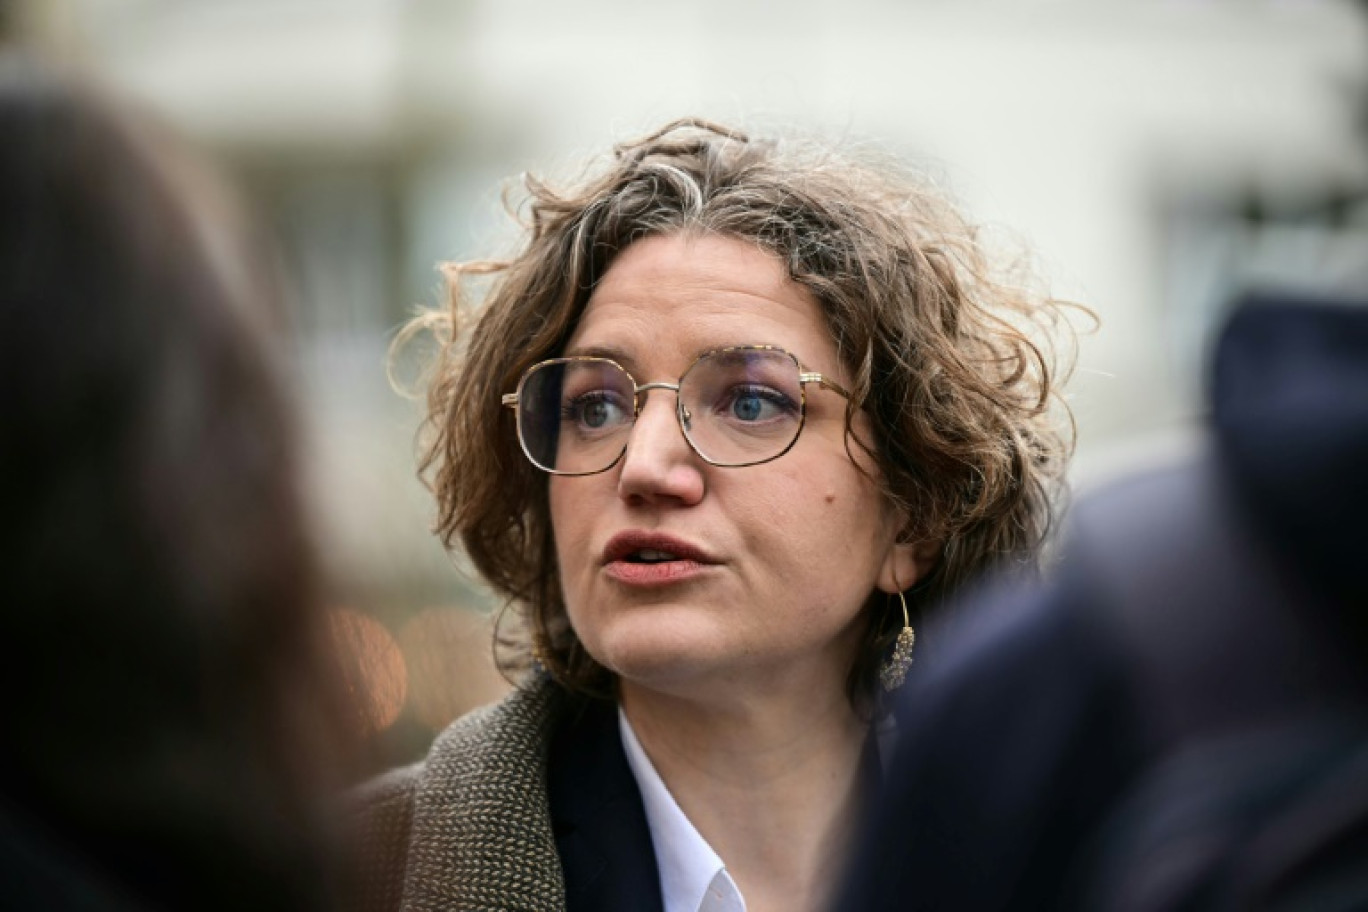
left=586, top=625, right=734, bottom=694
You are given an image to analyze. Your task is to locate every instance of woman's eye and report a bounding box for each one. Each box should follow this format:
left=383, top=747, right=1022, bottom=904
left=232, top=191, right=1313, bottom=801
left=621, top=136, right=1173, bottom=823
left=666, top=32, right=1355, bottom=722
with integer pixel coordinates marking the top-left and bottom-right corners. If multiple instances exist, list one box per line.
left=724, top=387, right=794, bottom=422
left=732, top=394, right=766, bottom=421
left=566, top=392, right=628, bottom=429
left=581, top=399, right=614, bottom=428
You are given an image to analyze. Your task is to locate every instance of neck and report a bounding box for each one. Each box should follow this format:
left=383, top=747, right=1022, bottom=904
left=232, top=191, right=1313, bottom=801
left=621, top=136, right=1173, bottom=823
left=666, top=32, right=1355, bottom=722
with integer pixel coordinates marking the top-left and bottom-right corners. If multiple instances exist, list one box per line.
left=620, top=677, right=869, bottom=912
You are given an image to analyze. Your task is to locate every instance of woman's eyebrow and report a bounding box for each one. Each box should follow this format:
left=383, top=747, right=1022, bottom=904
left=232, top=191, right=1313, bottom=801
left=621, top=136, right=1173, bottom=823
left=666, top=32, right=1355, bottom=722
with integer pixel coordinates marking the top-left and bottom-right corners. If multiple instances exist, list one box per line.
left=563, top=342, right=813, bottom=373
left=562, top=344, right=640, bottom=371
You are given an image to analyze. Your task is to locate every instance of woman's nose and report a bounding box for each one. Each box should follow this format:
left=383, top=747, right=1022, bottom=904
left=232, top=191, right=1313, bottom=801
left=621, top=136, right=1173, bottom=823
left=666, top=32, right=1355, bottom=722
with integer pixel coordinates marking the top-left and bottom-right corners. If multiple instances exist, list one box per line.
left=615, top=389, right=705, bottom=505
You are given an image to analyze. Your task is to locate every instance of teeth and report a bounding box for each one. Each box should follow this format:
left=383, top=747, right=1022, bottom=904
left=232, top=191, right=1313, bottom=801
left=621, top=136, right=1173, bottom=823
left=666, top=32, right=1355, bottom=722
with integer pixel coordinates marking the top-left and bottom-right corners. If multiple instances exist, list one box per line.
left=633, top=549, right=678, bottom=563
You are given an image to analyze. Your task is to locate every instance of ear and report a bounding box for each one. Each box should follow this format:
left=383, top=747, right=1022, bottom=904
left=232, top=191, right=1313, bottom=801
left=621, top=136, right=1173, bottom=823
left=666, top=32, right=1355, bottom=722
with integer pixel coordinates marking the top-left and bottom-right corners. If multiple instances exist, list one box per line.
left=875, top=537, right=941, bottom=595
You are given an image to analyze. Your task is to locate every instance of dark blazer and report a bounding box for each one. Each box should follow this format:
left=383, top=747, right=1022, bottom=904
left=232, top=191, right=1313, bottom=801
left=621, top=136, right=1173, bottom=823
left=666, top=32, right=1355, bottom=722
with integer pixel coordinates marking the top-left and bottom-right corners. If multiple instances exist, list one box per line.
left=549, top=695, right=664, bottom=912
left=345, top=677, right=662, bottom=912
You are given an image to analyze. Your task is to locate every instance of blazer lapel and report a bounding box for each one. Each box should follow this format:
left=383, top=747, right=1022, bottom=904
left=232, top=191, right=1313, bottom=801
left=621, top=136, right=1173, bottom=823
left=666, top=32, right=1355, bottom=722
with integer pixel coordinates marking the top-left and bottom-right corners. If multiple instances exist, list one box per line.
left=548, top=696, right=664, bottom=912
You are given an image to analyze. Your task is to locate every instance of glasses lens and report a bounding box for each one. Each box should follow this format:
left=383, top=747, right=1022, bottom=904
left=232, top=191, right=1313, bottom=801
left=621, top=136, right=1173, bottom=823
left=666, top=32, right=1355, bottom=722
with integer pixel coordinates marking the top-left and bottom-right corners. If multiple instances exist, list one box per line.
left=680, top=349, right=805, bottom=466
left=518, top=359, right=635, bottom=474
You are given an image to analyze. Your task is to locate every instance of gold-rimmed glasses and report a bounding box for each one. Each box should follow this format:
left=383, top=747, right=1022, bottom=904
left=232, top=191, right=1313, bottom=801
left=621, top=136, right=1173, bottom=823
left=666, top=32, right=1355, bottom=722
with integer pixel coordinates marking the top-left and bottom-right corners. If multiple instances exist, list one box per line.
left=501, top=345, right=852, bottom=476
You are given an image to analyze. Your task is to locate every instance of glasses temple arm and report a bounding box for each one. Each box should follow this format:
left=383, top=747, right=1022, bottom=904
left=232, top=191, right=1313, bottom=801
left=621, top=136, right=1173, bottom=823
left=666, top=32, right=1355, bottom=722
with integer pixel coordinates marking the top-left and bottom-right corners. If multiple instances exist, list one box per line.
left=800, top=372, right=853, bottom=401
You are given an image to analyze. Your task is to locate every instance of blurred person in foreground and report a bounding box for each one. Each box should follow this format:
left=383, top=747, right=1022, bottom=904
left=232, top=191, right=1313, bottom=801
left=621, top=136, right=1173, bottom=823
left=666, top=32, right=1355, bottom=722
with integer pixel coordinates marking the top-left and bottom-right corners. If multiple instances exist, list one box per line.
left=835, top=295, right=1368, bottom=911
left=0, top=55, right=354, bottom=910
left=349, top=119, right=1082, bottom=912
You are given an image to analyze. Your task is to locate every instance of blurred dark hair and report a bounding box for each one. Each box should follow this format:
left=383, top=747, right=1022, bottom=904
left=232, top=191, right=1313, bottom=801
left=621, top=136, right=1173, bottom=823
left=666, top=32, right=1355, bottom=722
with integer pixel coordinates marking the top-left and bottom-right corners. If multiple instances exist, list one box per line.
left=0, top=56, right=350, bottom=909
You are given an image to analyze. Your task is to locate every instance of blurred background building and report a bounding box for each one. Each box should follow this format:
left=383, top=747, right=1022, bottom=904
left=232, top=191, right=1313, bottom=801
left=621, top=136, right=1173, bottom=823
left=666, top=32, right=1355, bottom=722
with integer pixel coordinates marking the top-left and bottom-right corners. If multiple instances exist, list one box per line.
left=6, top=0, right=1366, bottom=768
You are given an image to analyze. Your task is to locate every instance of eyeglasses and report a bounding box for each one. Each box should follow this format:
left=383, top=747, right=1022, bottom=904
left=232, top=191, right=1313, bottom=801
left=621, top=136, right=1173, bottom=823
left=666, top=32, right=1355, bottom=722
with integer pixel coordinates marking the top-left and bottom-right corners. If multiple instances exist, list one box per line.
left=501, top=345, right=852, bottom=476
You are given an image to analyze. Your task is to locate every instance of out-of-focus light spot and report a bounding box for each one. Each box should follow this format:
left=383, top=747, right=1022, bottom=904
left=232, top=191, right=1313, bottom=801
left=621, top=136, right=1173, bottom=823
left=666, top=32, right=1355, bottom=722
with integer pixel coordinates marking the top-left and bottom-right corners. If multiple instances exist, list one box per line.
left=398, top=607, right=510, bottom=732
left=329, top=608, right=407, bottom=735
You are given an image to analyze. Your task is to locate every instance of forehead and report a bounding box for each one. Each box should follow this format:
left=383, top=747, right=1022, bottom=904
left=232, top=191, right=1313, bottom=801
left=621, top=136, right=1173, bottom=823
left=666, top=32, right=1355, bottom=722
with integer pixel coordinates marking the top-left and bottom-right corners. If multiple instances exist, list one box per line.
left=565, top=233, right=838, bottom=373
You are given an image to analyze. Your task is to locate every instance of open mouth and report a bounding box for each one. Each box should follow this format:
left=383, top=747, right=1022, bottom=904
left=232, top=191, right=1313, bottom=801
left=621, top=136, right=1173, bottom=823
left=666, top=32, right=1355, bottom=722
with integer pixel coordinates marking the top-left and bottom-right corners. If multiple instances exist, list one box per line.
left=624, top=549, right=680, bottom=564
left=602, top=534, right=712, bottom=585
left=602, top=532, right=715, bottom=569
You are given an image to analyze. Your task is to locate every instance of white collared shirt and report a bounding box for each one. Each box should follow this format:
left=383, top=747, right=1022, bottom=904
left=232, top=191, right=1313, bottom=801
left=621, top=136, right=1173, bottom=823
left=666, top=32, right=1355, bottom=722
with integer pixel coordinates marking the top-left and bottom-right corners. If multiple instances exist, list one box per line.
left=618, top=708, right=748, bottom=912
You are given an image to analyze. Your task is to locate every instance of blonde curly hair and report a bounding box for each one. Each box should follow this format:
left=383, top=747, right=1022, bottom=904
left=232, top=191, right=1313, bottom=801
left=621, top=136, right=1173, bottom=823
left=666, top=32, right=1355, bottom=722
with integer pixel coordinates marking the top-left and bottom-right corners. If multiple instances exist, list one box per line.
left=403, top=118, right=1082, bottom=706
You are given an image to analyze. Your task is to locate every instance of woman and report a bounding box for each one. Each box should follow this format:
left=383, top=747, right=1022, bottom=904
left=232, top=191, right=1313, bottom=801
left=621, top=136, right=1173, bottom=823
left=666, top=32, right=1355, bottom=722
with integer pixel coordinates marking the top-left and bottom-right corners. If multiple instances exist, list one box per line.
left=1, top=57, right=352, bottom=910
left=352, top=119, right=1076, bottom=912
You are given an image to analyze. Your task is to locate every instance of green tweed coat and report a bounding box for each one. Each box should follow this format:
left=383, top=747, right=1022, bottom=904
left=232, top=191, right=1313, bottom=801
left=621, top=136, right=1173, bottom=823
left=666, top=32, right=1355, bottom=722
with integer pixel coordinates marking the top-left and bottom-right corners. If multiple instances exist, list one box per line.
left=344, top=677, right=571, bottom=912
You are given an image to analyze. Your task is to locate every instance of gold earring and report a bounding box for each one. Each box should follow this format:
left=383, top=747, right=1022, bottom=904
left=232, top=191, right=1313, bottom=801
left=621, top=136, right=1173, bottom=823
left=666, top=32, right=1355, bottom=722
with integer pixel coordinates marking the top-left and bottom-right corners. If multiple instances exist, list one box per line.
left=878, top=588, right=916, bottom=692
left=531, top=632, right=552, bottom=673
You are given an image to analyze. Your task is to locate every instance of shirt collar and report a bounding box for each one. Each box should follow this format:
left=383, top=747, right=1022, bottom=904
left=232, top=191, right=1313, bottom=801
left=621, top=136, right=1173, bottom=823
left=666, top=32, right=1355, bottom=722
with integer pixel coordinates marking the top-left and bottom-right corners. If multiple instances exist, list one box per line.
left=618, top=707, right=747, bottom=912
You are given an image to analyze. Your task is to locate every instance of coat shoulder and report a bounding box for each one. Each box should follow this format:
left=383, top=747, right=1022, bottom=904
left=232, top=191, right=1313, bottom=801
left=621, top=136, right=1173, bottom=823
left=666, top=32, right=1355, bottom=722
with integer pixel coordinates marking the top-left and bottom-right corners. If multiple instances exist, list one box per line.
left=341, top=676, right=570, bottom=912
left=341, top=762, right=424, bottom=912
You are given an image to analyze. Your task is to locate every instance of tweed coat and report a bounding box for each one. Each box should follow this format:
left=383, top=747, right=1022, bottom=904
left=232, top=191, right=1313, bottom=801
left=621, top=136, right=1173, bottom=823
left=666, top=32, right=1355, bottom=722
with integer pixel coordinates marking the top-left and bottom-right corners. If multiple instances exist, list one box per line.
left=344, top=675, right=664, bottom=912
left=345, top=678, right=569, bottom=912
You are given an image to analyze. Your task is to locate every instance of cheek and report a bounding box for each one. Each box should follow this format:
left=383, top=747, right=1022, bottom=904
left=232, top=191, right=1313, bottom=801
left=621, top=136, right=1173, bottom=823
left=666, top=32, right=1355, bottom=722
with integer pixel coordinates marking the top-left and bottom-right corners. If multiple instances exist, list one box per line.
left=744, top=467, right=889, bottom=569
left=814, top=466, right=900, bottom=566
left=548, top=481, right=584, bottom=573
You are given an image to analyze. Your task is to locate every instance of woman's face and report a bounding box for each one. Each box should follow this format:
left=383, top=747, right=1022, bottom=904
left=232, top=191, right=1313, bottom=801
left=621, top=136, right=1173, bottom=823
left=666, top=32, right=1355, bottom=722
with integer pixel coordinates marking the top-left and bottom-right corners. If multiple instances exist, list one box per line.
left=549, top=233, right=917, bottom=699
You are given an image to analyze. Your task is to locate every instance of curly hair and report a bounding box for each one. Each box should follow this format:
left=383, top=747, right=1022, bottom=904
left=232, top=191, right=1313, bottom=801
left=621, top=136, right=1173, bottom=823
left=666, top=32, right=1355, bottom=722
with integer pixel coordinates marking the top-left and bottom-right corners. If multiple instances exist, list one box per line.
left=404, top=118, right=1081, bottom=706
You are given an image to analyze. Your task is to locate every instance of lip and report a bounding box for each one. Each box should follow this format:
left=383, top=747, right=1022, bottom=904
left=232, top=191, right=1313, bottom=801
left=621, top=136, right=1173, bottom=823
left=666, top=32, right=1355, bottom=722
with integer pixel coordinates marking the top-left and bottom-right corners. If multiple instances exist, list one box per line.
left=601, top=530, right=720, bottom=587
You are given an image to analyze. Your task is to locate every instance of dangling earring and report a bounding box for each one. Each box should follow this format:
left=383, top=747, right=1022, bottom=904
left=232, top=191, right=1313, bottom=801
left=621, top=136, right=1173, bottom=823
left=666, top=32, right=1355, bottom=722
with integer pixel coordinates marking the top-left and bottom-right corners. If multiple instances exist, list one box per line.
left=878, top=588, right=916, bottom=692
left=531, top=631, right=552, bottom=674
